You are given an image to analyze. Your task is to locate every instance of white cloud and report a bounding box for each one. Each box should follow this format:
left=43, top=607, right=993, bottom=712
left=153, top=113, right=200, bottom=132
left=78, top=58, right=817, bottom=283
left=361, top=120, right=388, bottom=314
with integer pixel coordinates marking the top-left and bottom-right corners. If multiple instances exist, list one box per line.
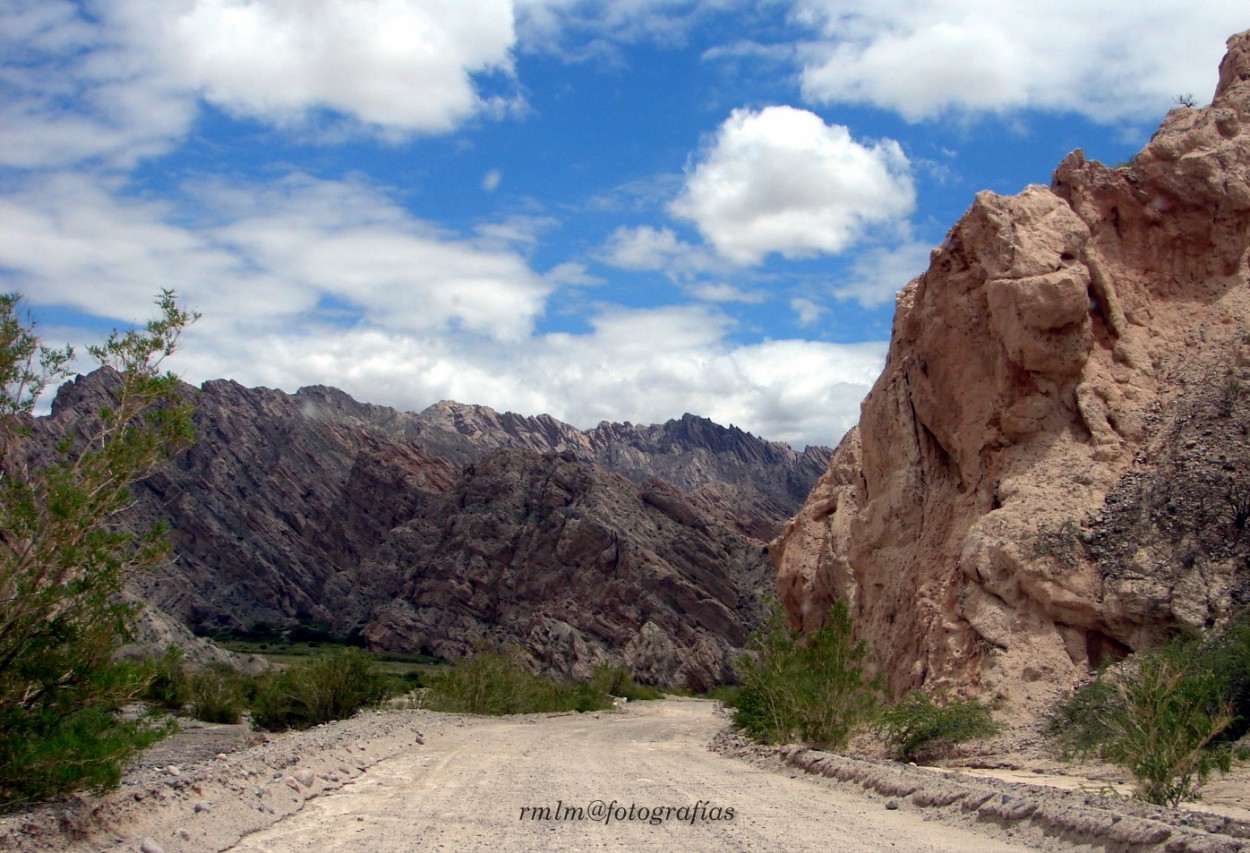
left=5, top=169, right=881, bottom=447
left=689, top=282, right=766, bottom=303
left=183, top=304, right=882, bottom=448
left=0, top=0, right=522, bottom=169
left=790, top=1, right=1248, bottom=122
left=833, top=240, right=933, bottom=307
left=0, top=1, right=196, bottom=168
left=669, top=105, right=915, bottom=264
left=157, top=0, right=520, bottom=133
left=790, top=296, right=824, bottom=326
left=3, top=171, right=552, bottom=342
left=598, top=225, right=722, bottom=277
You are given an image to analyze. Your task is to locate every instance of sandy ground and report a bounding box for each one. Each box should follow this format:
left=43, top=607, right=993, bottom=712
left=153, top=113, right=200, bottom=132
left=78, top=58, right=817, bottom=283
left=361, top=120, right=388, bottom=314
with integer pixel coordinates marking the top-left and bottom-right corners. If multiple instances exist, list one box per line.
left=3, top=698, right=1250, bottom=852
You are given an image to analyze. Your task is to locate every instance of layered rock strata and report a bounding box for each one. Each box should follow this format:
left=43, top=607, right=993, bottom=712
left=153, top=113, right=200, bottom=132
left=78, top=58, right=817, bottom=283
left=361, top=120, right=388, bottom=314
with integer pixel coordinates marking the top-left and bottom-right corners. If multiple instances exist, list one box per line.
left=42, top=372, right=798, bottom=687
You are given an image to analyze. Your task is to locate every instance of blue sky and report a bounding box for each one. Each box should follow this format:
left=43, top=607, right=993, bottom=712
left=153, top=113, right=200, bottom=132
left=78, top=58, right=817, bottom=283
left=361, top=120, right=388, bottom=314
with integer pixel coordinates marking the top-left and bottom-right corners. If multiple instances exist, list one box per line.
left=1, top=2, right=1245, bottom=448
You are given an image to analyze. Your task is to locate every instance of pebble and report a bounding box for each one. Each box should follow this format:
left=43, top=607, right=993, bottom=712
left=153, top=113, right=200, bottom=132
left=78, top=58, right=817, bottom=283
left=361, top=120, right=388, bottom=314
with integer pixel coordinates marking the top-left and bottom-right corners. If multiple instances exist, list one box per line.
left=294, top=769, right=316, bottom=787
left=885, top=800, right=899, bottom=810
left=163, top=766, right=181, bottom=777
left=193, top=801, right=213, bottom=813
left=139, top=838, right=164, bottom=853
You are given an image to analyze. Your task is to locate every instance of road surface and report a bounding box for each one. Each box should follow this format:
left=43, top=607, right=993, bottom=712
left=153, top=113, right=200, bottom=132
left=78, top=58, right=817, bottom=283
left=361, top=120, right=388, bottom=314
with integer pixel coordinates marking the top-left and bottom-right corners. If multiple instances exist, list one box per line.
left=225, top=698, right=1033, bottom=853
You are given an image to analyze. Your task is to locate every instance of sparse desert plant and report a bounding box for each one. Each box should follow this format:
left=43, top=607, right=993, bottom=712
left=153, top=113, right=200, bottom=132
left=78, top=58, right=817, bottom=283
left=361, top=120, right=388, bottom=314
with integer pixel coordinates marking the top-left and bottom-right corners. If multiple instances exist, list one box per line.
left=423, top=645, right=612, bottom=715
left=876, top=691, right=998, bottom=762
left=1049, top=641, right=1235, bottom=808
left=187, top=664, right=249, bottom=725
left=590, top=662, right=662, bottom=702
left=1030, top=519, right=1084, bottom=568
left=250, top=647, right=390, bottom=732
left=1102, top=651, right=1233, bottom=807
left=144, top=645, right=192, bottom=712
left=733, top=600, right=881, bottom=750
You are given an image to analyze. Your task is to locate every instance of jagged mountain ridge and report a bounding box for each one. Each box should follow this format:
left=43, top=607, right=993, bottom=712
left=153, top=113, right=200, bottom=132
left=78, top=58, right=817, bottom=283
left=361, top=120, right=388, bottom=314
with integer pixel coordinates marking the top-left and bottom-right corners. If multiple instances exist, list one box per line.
left=43, top=371, right=811, bottom=687
left=772, top=29, right=1250, bottom=706
left=294, top=387, right=831, bottom=540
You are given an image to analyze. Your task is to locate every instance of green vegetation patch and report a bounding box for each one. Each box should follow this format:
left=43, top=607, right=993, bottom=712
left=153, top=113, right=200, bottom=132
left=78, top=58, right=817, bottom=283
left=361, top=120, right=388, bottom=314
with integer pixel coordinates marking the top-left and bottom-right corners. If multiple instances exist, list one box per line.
left=875, top=691, right=998, bottom=762
left=732, top=600, right=882, bottom=750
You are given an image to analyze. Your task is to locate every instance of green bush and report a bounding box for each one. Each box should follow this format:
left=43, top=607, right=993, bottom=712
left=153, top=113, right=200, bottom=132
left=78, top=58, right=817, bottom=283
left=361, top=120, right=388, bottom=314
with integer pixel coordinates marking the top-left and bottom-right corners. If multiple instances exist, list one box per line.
left=423, top=646, right=612, bottom=715
left=1185, top=607, right=1250, bottom=742
left=1049, top=640, right=1235, bottom=807
left=590, top=663, right=663, bottom=702
left=188, top=665, right=249, bottom=725
left=144, top=646, right=192, bottom=712
left=876, top=691, right=998, bottom=762
left=0, top=292, right=196, bottom=809
left=0, top=661, right=175, bottom=808
left=250, top=647, right=390, bottom=732
left=732, top=600, right=881, bottom=750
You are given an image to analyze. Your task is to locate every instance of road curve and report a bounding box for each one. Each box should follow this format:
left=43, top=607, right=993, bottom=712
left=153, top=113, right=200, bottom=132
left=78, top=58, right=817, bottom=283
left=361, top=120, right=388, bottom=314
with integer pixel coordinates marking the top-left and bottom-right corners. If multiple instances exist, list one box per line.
left=225, top=698, right=1032, bottom=853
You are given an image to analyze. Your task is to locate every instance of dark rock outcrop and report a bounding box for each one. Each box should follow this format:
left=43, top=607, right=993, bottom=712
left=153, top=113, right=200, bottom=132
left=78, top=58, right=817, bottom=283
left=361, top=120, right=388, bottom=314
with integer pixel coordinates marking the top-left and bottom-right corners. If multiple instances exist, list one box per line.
left=295, top=391, right=831, bottom=541
left=40, top=371, right=802, bottom=687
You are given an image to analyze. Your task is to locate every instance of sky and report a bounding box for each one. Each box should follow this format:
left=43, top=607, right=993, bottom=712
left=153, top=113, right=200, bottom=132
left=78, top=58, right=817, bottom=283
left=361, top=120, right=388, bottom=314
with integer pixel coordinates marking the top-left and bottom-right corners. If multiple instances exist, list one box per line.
left=1, top=2, right=1246, bottom=449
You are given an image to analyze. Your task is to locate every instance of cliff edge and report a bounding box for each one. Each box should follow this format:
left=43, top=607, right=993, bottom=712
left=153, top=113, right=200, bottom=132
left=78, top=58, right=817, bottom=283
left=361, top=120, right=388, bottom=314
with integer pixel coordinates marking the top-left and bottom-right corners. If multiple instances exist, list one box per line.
left=772, top=30, right=1250, bottom=706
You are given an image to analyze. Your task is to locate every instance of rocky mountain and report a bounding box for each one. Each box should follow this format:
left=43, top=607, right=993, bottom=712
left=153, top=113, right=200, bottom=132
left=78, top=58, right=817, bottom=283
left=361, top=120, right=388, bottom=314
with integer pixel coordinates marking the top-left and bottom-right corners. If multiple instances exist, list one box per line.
left=772, top=30, right=1250, bottom=707
left=42, top=372, right=812, bottom=688
left=293, top=387, right=831, bottom=541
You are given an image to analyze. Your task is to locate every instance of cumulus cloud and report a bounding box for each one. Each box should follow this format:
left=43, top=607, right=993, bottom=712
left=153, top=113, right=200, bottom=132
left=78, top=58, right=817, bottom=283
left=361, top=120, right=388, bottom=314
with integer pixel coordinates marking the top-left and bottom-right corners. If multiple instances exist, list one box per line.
left=6, top=169, right=881, bottom=448
left=156, top=0, right=520, bottom=133
left=833, top=240, right=934, bottom=307
left=790, top=1, right=1247, bottom=121
left=0, top=0, right=522, bottom=169
left=669, top=106, right=915, bottom=264
left=689, top=283, right=766, bottom=303
left=184, top=304, right=882, bottom=449
left=598, top=225, right=722, bottom=277
left=3, top=172, right=552, bottom=342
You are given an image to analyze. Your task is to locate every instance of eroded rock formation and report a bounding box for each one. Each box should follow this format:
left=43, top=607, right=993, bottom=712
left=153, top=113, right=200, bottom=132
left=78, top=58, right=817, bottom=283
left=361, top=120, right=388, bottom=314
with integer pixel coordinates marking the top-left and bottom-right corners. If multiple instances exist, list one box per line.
left=773, top=30, right=1250, bottom=705
left=42, top=371, right=803, bottom=687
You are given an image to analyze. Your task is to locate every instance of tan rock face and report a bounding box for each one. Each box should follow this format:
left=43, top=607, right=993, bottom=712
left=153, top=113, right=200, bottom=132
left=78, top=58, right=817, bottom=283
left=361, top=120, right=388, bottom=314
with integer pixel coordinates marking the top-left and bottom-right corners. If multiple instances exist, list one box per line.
left=773, top=30, right=1250, bottom=705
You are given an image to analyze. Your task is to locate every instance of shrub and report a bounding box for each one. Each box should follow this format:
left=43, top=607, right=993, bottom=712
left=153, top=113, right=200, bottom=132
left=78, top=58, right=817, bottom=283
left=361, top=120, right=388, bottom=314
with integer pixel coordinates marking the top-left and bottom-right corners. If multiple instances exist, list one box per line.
left=423, top=646, right=612, bottom=715
left=1049, top=641, right=1234, bottom=807
left=144, top=646, right=192, bottom=712
left=590, top=663, right=663, bottom=702
left=733, top=600, right=881, bottom=750
left=250, top=648, right=390, bottom=732
left=0, top=292, right=196, bottom=808
left=876, top=691, right=998, bottom=762
left=188, top=665, right=249, bottom=725
left=1101, top=650, right=1233, bottom=807
left=1186, top=606, right=1250, bottom=741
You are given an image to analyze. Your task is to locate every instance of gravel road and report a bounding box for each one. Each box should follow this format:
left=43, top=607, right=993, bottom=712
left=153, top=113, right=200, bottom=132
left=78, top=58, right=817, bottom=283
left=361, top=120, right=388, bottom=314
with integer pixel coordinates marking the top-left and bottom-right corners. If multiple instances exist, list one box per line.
left=8, top=698, right=1240, bottom=852
left=222, top=698, right=1030, bottom=853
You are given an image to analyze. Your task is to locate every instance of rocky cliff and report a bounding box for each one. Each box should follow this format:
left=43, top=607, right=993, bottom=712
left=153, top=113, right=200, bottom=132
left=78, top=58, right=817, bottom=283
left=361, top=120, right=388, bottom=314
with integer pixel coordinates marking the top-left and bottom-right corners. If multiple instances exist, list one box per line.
left=295, top=389, right=830, bottom=541
left=772, top=30, right=1250, bottom=705
left=42, top=372, right=806, bottom=687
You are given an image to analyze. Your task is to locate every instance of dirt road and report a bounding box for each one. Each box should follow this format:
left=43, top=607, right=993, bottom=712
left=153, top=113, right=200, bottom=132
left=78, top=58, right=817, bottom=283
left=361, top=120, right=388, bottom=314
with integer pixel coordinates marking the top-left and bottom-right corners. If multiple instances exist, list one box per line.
left=223, top=698, right=1030, bottom=853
